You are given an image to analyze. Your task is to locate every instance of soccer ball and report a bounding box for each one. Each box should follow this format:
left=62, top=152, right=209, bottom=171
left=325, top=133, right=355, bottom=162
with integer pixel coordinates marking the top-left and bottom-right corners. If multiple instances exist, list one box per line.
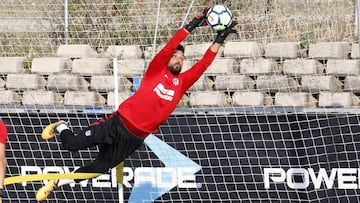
left=206, top=5, right=233, bottom=31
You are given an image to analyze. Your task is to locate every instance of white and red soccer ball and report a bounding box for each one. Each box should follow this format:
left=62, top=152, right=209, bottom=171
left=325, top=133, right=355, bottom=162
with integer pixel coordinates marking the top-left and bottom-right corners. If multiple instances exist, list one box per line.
left=206, top=5, right=233, bottom=31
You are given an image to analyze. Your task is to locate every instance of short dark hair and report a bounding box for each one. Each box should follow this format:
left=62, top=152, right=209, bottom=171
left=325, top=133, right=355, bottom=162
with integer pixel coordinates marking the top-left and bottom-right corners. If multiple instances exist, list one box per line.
left=176, top=44, right=185, bottom=53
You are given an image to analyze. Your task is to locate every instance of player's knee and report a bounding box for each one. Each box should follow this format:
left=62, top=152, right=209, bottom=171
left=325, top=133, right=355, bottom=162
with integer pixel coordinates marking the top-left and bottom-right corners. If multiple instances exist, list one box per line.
left=61, top=141, right=78, bottom=151
left=61, top=139, right=78, bottom=151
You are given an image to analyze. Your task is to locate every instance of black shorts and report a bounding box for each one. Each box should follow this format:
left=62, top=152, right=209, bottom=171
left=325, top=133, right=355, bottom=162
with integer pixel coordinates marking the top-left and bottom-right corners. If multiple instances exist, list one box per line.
left=60, top=112, right=144, bottom=174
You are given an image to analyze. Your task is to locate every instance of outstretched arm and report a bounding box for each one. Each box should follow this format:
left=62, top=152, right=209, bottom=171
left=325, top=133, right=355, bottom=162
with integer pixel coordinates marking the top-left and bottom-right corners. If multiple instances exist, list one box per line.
left=181, top=20, right=239, bottom=89
left=210, top=42, right=222, bottom=53
left=145, top=28, right=188, bottom=77
left=145, top=5, right=211, bottom=77
left=209, top=20, right=238, bottom=53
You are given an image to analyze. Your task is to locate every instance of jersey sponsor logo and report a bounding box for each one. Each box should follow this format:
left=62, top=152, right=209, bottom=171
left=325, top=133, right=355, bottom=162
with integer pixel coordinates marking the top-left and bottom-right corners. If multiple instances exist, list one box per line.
left=153, top=83, right=175, bottom=101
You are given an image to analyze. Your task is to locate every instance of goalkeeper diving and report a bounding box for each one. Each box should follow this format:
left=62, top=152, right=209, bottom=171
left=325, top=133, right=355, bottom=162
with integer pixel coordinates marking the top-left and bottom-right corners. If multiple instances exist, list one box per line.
left=36, top=5, right=238, bottom=201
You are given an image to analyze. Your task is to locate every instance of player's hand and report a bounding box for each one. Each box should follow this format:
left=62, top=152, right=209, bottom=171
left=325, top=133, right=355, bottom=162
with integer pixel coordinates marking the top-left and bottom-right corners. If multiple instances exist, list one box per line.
left=194, top=5, right=211, bottom=27
left=185, top=5, right=211, bottom=32
left=214, top=20, right=238, bottom=44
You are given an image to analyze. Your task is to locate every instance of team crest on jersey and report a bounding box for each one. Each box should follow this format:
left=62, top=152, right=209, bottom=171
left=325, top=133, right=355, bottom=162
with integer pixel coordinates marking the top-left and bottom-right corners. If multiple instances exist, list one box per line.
left=172, top=78, right=179, bottom=86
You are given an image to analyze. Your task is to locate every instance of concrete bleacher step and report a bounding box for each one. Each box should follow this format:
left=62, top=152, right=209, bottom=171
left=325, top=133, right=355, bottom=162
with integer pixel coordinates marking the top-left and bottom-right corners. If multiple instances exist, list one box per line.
left=240, top=58, right=280, bottom=75
left=31, top=57, right=71, bottom=74
left=265, top=42, right=301, bottom=59
left=0, top=57, right=26, bottom=74
left=143, top=44, right=163, bottom=60
left=64, top=91, right=106, bottom=106
left=318, top=92, right=359, bottom=107
left=344, top=76, right=360, bottom=93
left=0, top=90, right=20, bottom=105
left=188, top=75, right=213, bottom=91
left=189, top=91, right=230, bottom=107
left=214, top=75, right=255, bottom=91
left=205, top=58, right=239, bottom=75
left=326, top=59, right=360, bottom=76
left=256, top=75, right=299, bottom=92
left=179, top=60, right=195, bottom=73
left=301, top=75, right=342, bottom=92
left=350, top=43, right=360, bottom=59
left=178, top=94, right=190, bottom=107
left=22, top=90, right=63, bottom=106
left=0, top=78, right=5, bottom=90
left=56, top=44, right=98, bottom=58
left=232, top=91, right=273, bottom=106
left=274, top=92, right=317, bottom=107
left=107, top=92, right=132, bottom=107
left=223, top=41, right=261, bottom=58
left=71, top=58, right=111, bottom=75
left=116, top=59, right=145, bottom=76
left=6, top=73, right=46, bottom=90
left=184, top=43, right=222, bottom=59
left=6, top=42, right=360, bottom=109
left=309, top=42, right=351, bottom=59
left=283, top=59, right=324, bottom=76
left=46, top=74, right=89, bottom=91
left=90, top=75, right=132, bottom=92
left=105, top=45, right=143, bottom=59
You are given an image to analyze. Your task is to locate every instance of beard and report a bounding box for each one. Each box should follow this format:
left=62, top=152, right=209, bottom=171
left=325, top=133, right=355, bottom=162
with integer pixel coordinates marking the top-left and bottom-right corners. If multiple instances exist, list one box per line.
left=168, top=65, right=181, bottom=75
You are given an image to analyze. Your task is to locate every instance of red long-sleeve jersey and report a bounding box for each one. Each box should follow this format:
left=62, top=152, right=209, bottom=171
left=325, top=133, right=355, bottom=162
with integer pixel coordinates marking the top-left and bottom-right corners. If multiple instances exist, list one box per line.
left=118, top=28, right=217, bottom=138
left=0, top=121, right=7, bottom=144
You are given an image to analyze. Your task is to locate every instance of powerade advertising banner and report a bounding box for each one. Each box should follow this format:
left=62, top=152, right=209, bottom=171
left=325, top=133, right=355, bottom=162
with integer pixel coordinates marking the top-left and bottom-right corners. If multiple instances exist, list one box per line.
left=3, top=112, right=360, bottom=202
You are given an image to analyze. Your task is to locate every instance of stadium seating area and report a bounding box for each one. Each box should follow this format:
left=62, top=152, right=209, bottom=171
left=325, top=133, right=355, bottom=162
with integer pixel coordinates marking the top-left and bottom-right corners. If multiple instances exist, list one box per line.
left=0, top=42, right=359, bottom=108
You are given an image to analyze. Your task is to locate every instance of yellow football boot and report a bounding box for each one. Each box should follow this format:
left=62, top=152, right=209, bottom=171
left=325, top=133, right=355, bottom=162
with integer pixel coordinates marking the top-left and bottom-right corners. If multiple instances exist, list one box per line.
left=35, top=179, right=58, bottom=201
left=41, top=120, right=66, bottom=140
